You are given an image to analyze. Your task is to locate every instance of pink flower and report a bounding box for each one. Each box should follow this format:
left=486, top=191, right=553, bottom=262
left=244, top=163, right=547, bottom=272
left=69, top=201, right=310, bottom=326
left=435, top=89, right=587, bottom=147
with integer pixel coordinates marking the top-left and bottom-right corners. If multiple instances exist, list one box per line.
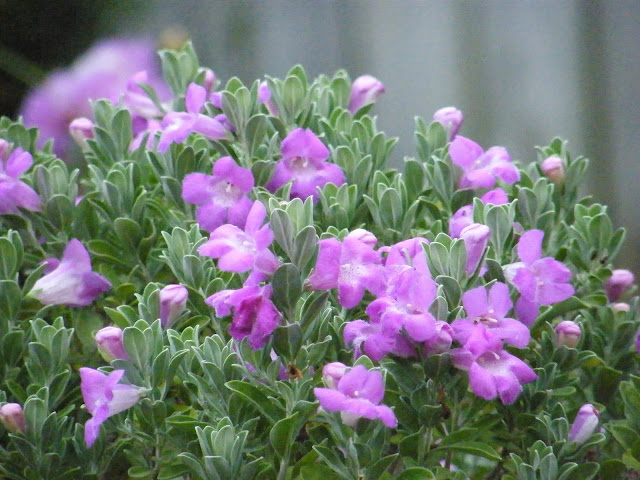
left=80, top=368, right=141, bottom=447
left=0, top=403, right=26, bottom=434
left=28, top=239, right=111, bottom=307
left=605, top=269, right=635, bottom=302
left=95, top=326, right=129, bottom=362
left=0, top=141, right=41, bottom=215
left=449, top=136, right=519, bottom=189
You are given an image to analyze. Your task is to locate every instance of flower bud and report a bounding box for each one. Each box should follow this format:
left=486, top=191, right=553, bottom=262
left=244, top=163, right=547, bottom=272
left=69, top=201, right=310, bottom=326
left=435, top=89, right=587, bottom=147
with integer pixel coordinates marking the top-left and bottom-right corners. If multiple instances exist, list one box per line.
left=199, top=68, right=217, bottom=95
left=348, top=75, right=385, bottom=113
left=258, top=81, right=279, bottom=116
left=159, top=284, right=188, bottom=328
left=612, top=302, right=630, bottom=313
left=449, top=205, right=474, bottom=238
left=460, top=223, right=491, bottom=275
left=423, top=321, right=454, bottom=355
left=568, top=404, right=599, bottom=444
left=346, top=229, right=378, bottom=248
left=69, top=117, right=94, bottom=151
left=605, top=269, right=635, bottom=302
left=95, top=326, right=129, bottom=362
left=433, top=106, right=464, bottom=140
left=322, top=362, right=348, bottom=389
left=210, top=91, right=223, bottom=109
left=541, top=155, right=565, bottom=186
left=555, top=320, right=581, bottom=348
left=0, top=403, right=26, bottom=434
left=0, top=139, right=8, bottom=159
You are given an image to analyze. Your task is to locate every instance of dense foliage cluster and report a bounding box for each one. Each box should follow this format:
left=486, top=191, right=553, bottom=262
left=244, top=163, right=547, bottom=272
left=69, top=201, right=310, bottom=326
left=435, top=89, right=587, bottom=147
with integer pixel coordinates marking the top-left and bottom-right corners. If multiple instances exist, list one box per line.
left=0, top=41, right=639, bottom=480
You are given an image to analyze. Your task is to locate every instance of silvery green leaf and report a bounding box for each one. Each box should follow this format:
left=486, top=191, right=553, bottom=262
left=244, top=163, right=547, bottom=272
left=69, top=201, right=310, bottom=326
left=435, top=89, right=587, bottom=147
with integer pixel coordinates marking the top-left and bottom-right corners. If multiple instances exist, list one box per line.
left=272, top=323, right=303, bottom=363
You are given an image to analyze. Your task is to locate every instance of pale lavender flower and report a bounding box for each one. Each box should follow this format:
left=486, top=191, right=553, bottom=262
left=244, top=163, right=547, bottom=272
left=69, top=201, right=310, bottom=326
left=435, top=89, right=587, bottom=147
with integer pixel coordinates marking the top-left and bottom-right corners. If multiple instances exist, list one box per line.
left=460, top=223, right=490, bottom=275
left=433, top=106, right=464, bottom=140
left=314, top=365, right=397, bottom=428
left=95, top=326, right=129, bottom=362
left=68, top=117, right=94, bottom=151
left=0, top=141, right=41, bottom=215
left=348, top=75, right=386, bottom=113
left=541, top=155, right=565, bottom=186
left=612, top=302, right=631, bottom=313
left=605, top=269, right=635, bottom=302
left=20, top=38, right=167, bottom=157
left=452, top=283, right=530, bottom=355
left=28, top=239, right=111, bottom=307
left=80, top=367, right=141, bottom=447
left=308, top=232, right=385, bottom=308
left=449, top=136, right=519, bottom=189
left=554, top=320, right=581, bottom=348
left=266, top=128, right=345, bottom=200
left=322, top=362, right=349, bottom=389
left=182, top=156, right=254, bottom=233
left=0, top=403, right=26, bottom=434
left=568, top=404, right=599, bottom=444
left=159, top=284, right=188, bottom=328
left=505, top=229, right=574, bottom=326
left=449, top=188, right=508, bottom=238
left=157, top=83, right=228, bottom=152
left=452, top=344, right=537, bottom=404
left=198, top=200, right=279, bottom=284
left=207, top=284, right=281, bottom=349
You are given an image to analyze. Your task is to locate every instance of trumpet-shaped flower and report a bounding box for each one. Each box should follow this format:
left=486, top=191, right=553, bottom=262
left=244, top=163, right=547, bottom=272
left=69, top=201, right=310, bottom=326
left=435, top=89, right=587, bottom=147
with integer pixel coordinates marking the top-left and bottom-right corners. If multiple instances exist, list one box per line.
left=449, top=188, right=508, bottom=238
left=80, top=368, right=141, bottom=447
left=182, top=156, right=254, bottom=233
left=450, top=136, right=519, bottom=189
left=158, top=83, right=228, bottom=152
left=207, top=284, right=281, bottom=349
left=0, top=142, right=41, bottom=215
left=266, top=128, right=345, bottom=200
left=314, top=365, right=397, bottom=428
left=198, top=200, right=279, bottom=284
left=28, top=239, right=111, bottom=307
left=505, top=229, right=574, bottom=325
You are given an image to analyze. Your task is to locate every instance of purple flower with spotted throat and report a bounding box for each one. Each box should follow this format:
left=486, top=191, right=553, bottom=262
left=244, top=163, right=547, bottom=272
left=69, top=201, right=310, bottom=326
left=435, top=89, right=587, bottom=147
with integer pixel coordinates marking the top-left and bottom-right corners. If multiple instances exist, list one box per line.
left=0, top=141, right=41, bottom=215
left=158, top=82, right=228, bottom=152
left=28, top=239, right=111, bottom=307
left=449, top=136, right=519, bottom=189
left=266, top=128, right=345, bottom=200
left=504, top=229, right=574, bottom=326
left=182, top=156, right=254, bottom=233
left=314, top=365, right=397, bottom=428
left=80, top=368, right=142, bottom=447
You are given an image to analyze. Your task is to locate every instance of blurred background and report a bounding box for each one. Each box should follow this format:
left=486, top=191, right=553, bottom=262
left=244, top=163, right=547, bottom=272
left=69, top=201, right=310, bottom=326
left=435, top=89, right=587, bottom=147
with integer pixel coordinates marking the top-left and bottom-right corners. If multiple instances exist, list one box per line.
left=1, top=0, right=638, bottom=272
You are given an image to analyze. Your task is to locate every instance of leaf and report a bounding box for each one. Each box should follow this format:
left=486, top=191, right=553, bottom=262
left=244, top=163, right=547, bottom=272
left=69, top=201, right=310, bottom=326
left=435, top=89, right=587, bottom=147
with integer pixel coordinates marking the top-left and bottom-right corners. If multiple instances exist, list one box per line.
left=269, top=412, right=301, bottom=458
left=271, top=263, right=302, bottom=316
left=431, top=440, right=501, bottom=462
left=394, top=467, right=436, bottom=480
left=225, top=380, right=283, bottom=423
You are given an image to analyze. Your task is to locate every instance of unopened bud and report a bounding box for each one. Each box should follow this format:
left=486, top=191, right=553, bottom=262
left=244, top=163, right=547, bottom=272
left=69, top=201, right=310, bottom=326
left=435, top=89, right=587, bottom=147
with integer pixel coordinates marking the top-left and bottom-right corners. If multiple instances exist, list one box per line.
left=322, top=362, right=348, bottom=389
left=159, top=284, right=188, bottom=328
left=199, top=68, right=217, bottom=95
left=605, top=269, right=635, bottom=302
left=210, top=92, right=223, bottom=109
left=258, top=81, right=279, bottom=116
left=346, top=229, right=378, bottom=248
left=0, top=403, right=26, bottom=434
left=612, top=302, right=631, bottom=313
left=0, top=139, right=8, bottom=159
left=460, top=223, right=491, bottom=275
left=555, top=320, right=581, bottom=348
left=69, top=117, right=94, bottom=151
left=541, top=156, right=565, bottom=186
left=348, top=75, right=385, bottom=113
left=433, top=106, right=464, bottom=140
left=568, top=404, right=599, bottom=444
left=95, top=326, right=129, bottom=362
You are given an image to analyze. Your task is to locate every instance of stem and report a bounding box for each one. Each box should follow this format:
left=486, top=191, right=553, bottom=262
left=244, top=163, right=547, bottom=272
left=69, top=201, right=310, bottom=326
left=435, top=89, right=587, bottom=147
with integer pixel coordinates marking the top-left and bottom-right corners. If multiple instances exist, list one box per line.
left=277, top=448, right=290, bottom=480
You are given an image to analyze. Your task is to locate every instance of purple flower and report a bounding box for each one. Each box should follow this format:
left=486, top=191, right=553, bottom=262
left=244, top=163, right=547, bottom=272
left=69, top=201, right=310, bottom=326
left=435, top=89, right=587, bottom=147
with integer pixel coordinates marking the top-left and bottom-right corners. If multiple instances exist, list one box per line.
left=314, top=365, right=397, bottom=428
left=0, top=403, right=26, bottom=434
left=382, top=236, right=430, bottom=267
left=449, top=136, right=519, bottom=189
left=449, top=188, right=508, bottom=238
left=505, top=230, right=574, bottom=326
left=122, top=70, right=167, bottom=119
left=207, top=284, right=281, bottom=349
left=423, top=321, right=455, bottom=355
left=130, top=118, right=162, bottom=151
left=0, top=141, right=41, bottom=215
left=308, top=231, right=385, bottom=308
left=80, top=367, right=141, bottom=447
left=541, top=155, right=565, bottom=186
left=605, top=269, right=635, bottom=302
left=68, top=117, right=94, bottom=151
left=159, top=284, right=188, bottom=328
left=568, top=404, right=599, bottom=444
left=198, top=200, right=279, bottom=284
left=460, top=223, right=490, bottom=275
left=322, top=362, right=349, bottom=389
left=452, top=283, right=530, bottom=355
left=258, top=81, right=279, bottom=116
left=348, top=75, right=385, bottom=113
left=452, top=346, right=537, bottom=404
left=28, top=239, right=111, bottom=307
left=95, top=326, right=129, bottom=362
left=266, top=128, right=345, bottom=201
left=158, top=83, right=228, bottom=152
left=344, top=318, right=415, bottom=361
left=554, top=320, right=581, bottom=348
left=20, top=38, right=167, bottom=157
left=433, top=106, right=464, bottom=140
left=182, top=156, right=254, bottom=233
